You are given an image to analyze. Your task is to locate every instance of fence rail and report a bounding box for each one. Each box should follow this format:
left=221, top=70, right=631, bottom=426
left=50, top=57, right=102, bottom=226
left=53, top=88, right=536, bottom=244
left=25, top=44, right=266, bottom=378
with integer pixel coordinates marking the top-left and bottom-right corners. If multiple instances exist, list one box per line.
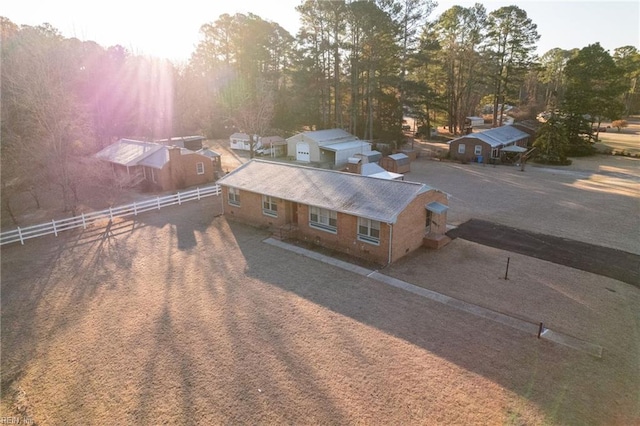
left=0, top=184, right=221, bottom=246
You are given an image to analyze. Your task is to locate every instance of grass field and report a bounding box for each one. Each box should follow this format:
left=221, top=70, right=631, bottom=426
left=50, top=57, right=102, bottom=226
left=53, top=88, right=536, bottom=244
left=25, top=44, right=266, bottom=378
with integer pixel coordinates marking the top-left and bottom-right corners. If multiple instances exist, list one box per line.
left=595, top=116, right=640, bottom=156
left=1, top=138, right=639, bottom=425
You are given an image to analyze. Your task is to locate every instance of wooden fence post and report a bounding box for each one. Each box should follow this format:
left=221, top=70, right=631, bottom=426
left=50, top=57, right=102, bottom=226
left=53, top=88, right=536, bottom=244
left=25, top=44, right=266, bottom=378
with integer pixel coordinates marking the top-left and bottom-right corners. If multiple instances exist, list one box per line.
left=52, top=220, right=58, bottom=236
left=18, top=227, right=24, bottom=245
left=178, top=192, right=181, bottom=205
left=134, top=202, right=137, bottom=216
left=82, top=212, right=87, bottom=229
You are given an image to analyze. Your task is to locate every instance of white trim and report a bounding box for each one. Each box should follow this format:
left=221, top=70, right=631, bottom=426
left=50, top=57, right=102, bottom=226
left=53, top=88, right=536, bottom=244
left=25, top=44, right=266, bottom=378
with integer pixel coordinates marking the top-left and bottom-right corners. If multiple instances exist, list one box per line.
left=309, top=206, right=337, bottom=233
left=196, top=162, right=205, bottom=175
left=228, top=187, right=240, bottom=206
left=262, top=195, right=278, bottom=217
left=357, top=217, right=381, bottom=245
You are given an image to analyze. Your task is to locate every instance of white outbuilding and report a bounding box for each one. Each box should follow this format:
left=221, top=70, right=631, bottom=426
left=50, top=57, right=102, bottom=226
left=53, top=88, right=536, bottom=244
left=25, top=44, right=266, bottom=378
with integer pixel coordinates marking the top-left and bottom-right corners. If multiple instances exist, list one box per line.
left=286, top=129, right=371, bottom=168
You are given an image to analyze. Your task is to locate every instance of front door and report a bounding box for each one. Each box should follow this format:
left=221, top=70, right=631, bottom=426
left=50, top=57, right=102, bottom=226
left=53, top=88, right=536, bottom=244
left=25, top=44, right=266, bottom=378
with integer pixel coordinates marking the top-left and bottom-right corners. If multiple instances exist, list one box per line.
left=291, top=203, right=298, bottom=224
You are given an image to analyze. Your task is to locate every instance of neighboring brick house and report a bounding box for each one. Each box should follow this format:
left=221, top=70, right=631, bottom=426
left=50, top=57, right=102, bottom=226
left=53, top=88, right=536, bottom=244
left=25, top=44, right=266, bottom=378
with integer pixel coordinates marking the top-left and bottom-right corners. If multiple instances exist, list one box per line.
left=95, top=139, right=221, bottom=191
left=448, top=125, right=530, bottom=163
left=217, top=160, right=450, bottom=265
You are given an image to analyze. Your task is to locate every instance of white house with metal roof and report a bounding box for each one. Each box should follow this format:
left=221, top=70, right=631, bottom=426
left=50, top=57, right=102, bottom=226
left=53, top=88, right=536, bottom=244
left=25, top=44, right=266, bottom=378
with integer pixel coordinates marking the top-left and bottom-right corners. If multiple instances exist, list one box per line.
left=447, top=125, right=530, bottom=163
left=286, top=129, right=372, bottom=167
left=217, top=160, right=450, bottom=264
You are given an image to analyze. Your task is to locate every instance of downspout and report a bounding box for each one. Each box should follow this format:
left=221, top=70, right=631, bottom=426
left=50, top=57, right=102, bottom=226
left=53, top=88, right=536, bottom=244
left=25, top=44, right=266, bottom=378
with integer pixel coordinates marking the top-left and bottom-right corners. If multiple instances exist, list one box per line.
left=387, top=223, right=393, bottom=266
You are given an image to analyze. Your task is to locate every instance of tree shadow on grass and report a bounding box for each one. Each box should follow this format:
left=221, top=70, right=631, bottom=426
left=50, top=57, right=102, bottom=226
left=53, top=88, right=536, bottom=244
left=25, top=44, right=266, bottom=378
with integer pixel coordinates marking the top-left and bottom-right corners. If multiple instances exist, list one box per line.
left=225, top=220, right=639, bottom=425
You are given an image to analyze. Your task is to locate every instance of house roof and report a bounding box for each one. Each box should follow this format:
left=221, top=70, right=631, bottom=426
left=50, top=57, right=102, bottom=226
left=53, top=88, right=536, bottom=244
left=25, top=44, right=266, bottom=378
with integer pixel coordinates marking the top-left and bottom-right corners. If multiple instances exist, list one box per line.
left=448, top=125, right=529, bottom=148
left=156, top=135, right=205, bottom=144
left=196, top=148, right=221, bottom=158
left=289, top=128, right=359, bottom=146
left=139, top=146, right=198, bottom=169
left=95, top=139, right=163, bottom=167
left=230, top=133, right=250, bottom=140
left=217, top=160, right=435, bottom=223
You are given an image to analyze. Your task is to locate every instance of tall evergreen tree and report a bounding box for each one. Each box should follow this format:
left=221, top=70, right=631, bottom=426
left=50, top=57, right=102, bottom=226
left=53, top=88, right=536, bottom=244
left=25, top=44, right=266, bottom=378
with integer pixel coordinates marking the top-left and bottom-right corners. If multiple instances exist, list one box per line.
left=563, top=43, right=626, bottom=142
left=485, top=6, right=539, bottom=127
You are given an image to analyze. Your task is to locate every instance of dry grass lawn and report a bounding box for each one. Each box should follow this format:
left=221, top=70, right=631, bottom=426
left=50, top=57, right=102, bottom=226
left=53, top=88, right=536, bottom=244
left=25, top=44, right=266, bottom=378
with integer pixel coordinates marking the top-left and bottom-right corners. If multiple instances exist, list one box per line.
left=2, top=135, right=639, bottom=425
left=1, top=196, right=639, bottom=425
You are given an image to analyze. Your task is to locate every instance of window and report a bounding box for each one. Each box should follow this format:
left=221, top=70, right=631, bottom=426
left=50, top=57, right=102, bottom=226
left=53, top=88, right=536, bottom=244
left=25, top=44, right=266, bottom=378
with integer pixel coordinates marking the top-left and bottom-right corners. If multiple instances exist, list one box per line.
left=309, top=206, right=337, bottom=233
left=474, top=145, right=482, bottom=155
left=358, top=217, right=380, bottom=244
left=196, top=162, right=205, bottom=175
left=492, top=148, right=499, bottom=158
left=458, top=144, right=466, bottom=154
left=228, top=187, right=240, bottom=206
left=262, top=195, right=278, bottom=217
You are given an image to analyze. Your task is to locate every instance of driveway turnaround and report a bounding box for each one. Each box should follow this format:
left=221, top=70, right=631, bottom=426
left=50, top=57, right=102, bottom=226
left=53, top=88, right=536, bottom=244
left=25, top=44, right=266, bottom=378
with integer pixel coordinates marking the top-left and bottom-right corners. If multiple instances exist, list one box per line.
left=265, top=237, right=604, bottom=358
left=447, top=219, right=640, bottom=287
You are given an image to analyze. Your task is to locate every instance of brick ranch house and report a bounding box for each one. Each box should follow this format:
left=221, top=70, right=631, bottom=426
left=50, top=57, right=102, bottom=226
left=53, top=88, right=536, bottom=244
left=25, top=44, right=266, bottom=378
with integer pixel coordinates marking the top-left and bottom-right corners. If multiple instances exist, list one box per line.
left=95, top=138, right=221, bottom=191
left=217, top=160, right=450, bottom=265
left=448, top=125, right=530, bottom=163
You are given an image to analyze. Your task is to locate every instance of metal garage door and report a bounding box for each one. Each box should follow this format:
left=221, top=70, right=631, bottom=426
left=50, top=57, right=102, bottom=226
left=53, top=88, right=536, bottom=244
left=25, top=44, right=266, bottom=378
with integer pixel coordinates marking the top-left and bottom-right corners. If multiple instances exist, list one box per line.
left=296, top=142, right=310, bottom=162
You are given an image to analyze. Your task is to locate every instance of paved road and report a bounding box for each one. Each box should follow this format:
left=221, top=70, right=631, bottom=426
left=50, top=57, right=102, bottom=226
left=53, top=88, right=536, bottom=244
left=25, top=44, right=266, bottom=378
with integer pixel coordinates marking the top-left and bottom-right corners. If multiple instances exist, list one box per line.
left=448, top=219, right=640, bottom=287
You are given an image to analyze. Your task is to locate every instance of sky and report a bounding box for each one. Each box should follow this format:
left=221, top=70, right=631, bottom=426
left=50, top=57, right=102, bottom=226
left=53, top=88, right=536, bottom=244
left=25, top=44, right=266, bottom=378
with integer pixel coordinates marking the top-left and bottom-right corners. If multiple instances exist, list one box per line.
left=2, top=0, right=638, bottom=63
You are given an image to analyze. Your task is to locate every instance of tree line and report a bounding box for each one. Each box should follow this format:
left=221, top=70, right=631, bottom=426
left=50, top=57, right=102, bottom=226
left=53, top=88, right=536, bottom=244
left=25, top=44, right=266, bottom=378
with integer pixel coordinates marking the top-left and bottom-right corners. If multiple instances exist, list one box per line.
left=1, top=2, right=639, bottom=218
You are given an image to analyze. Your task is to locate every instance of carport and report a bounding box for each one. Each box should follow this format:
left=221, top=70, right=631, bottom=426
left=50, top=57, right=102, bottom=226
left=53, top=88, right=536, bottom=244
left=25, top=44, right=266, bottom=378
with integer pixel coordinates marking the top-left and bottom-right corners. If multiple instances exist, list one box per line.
left=500, top=145, right=528, bottom=163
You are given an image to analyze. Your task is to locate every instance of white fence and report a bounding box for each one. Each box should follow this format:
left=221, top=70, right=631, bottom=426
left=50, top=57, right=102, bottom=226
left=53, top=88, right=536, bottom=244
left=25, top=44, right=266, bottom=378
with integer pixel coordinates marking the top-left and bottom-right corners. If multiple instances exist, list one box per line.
left=0, top=184, right=221, bottom=246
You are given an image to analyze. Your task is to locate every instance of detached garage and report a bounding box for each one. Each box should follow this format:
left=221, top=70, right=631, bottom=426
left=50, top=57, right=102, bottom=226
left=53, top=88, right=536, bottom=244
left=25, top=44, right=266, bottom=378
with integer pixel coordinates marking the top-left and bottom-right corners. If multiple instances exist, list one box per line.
left=448, top=125, right=529, bottom=163
left=287, top=129, right=371, bottom=168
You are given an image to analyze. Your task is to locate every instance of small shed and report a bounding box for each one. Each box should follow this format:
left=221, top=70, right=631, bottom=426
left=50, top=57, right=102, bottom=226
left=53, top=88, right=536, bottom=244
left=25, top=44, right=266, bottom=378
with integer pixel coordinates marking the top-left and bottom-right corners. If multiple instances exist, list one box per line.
left=230, top=133, right=259, bottom=151
left=380, top=153, right=410, bottom=174
left=465, top=116, right=485, bottom=127
left=353, top=150, right=382, bottom=164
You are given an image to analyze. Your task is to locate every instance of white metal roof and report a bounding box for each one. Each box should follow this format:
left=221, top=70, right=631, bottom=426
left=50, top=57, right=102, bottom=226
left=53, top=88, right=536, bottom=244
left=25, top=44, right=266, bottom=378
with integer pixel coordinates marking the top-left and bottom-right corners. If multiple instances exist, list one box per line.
left=290, top=129, right=359, bottom=146
left=361, top=163, right=386, bottom=176
left=448, top=125, right=529, bottom=148
left=94, top=139, right=163, bottom=167
left=500, top=145, right=528, bottom=153
left=320, top=140, right=371, bottom=152
left=217, top=160, right=436, bottom=223
left=364, top=163, right=404, bottom=181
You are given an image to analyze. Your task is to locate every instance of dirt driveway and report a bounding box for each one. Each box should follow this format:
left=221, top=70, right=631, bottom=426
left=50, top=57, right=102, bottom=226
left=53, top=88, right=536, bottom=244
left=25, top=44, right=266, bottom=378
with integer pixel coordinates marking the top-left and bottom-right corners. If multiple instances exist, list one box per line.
left=406, top=151, right=640, bottom=255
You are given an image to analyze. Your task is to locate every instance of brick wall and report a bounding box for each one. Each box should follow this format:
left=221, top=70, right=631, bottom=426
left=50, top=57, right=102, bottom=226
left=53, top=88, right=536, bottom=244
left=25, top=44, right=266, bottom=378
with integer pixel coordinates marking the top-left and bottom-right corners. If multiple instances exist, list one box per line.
left=390, top=190, right=448, bottom=263
left=220, top=185, right=448, bottom=265
left=295, top=204, right=391, bottom=265
left=221, top=187, right=289, bottom=228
